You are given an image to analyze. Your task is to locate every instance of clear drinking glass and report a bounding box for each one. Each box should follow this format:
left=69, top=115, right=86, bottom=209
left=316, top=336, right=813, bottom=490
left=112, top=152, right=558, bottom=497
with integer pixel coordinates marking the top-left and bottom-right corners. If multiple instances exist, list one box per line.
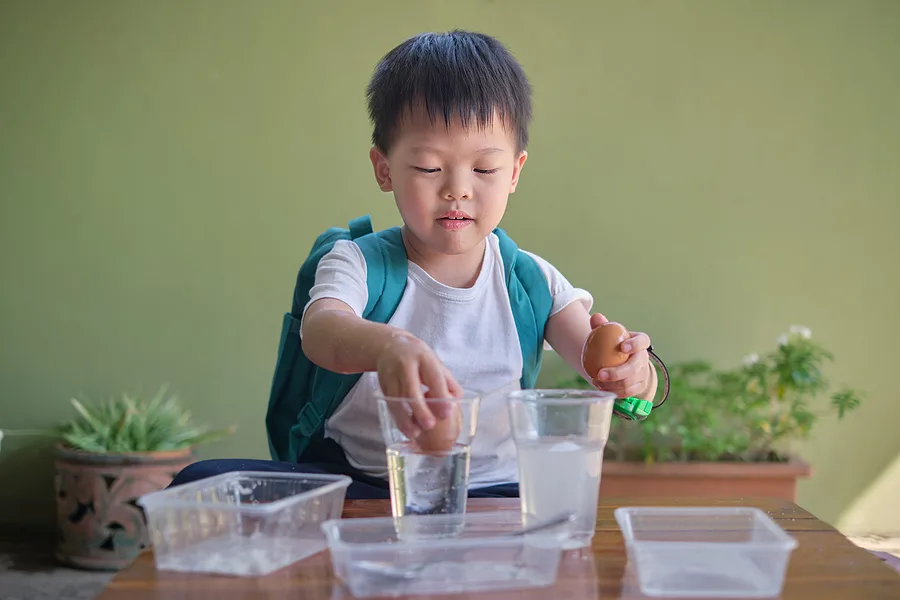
left=376, top=391, right=480, bottom=538
left=507, top=389, right=615, bottom=550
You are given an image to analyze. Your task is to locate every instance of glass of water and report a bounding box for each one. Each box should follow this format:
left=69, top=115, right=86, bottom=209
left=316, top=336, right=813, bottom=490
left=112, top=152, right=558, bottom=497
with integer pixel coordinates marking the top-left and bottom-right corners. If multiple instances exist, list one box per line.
left=376, top=391, right=480, bottom=537
left=507, top=389, right=615, bottom=550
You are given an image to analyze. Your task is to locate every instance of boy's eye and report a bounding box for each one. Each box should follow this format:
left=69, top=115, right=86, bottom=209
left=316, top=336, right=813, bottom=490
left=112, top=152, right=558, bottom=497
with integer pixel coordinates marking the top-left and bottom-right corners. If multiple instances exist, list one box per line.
left=411, top=166, right=499, bottom=174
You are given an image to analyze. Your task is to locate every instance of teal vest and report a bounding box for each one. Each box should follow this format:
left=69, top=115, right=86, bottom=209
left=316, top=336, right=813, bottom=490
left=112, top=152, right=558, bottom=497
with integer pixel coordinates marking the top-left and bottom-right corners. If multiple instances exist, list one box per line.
left=265, top=215, right=552, bottom=463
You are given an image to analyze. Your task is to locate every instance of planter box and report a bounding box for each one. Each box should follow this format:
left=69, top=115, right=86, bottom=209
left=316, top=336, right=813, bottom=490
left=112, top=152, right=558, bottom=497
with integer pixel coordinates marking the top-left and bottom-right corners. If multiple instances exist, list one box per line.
left=54, top=444, right=194, bottom=570
left=599, top=458, right=812, bottom=502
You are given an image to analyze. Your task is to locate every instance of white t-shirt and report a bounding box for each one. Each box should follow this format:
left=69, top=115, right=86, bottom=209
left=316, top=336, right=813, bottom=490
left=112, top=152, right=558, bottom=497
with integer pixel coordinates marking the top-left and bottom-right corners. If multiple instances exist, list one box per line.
left=300, top=232, right=592, bottom=488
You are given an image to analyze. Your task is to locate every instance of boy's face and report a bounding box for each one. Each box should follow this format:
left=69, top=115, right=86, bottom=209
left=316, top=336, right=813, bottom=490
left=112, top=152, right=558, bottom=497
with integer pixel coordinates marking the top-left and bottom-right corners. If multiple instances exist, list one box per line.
left=369, top=106, right=527, bottom=259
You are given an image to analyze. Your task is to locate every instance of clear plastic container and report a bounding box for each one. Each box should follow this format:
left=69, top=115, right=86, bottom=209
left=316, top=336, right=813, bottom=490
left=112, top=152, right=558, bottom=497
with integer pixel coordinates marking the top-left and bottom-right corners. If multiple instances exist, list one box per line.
left=137, top=471, right=351, bottom=576
left=614, top=507, right=798, bottom=598
left=321, top=511, right=565, bottom=598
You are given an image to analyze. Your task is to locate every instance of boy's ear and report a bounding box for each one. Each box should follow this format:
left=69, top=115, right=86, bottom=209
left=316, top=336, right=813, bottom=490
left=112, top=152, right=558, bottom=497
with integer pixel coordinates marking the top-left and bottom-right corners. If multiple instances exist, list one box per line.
left=509, top=150, right=528, bottom=193
left=369, top=146, right=393, bottom=192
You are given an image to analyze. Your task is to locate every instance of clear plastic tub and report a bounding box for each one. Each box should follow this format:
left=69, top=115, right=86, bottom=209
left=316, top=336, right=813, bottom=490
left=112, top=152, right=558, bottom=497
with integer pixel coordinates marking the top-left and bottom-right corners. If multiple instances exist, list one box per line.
left=614, top=506, right=798, bottom=598
left=137, top=471, right=351, bottom=576
left=321, top=511, right=565, bottom=598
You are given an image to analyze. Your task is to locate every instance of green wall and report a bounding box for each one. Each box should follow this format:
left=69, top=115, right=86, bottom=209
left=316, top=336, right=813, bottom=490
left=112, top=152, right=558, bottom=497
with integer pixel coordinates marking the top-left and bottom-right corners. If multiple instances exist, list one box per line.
left=2, top=0, right=898, bottom=533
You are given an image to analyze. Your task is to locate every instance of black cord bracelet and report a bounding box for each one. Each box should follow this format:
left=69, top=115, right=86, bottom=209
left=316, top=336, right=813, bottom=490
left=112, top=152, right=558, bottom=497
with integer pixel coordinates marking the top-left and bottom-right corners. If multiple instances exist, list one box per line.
left=647, top=346, right=670, bottom=409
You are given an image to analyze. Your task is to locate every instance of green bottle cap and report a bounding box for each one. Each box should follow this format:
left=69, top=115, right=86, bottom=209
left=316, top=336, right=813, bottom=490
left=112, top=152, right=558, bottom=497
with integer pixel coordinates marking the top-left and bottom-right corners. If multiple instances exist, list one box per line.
left=613, top=396, right=654, bottom=421
left=609, top=348, right=671, bottom=421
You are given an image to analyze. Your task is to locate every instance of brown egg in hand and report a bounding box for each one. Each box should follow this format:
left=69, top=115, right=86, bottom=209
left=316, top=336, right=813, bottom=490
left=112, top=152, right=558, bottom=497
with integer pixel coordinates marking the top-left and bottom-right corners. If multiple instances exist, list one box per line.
left=582, top=322, right=630, bottom=378
left=416, top=403, right=462, bottom=453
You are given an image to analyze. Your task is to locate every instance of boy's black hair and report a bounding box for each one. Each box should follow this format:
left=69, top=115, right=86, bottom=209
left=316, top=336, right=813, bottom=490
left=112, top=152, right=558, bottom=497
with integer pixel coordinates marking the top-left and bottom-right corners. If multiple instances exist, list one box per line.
left=366, top=30, right=532, bottom=152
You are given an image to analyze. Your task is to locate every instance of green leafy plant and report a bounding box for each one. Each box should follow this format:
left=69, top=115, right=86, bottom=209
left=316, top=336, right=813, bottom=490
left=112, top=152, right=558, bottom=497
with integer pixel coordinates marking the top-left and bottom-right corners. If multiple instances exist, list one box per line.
left=1, top=385, right=235, bottom=454
left=60, top=385, right=236, bottom=453
left=556, top=326, right=863, bottom=463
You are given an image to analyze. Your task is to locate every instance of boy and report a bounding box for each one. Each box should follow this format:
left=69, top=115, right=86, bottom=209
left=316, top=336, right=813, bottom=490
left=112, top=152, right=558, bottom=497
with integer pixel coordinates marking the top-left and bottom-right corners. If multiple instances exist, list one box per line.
left=170, top=30, right=657, bottom=498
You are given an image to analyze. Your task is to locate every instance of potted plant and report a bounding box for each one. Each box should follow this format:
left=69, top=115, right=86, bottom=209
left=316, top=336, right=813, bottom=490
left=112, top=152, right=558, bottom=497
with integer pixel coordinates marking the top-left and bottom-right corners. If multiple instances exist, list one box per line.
left=2, top=385, right=235, bottom=570
left=556, top=326, right=864, bottom=501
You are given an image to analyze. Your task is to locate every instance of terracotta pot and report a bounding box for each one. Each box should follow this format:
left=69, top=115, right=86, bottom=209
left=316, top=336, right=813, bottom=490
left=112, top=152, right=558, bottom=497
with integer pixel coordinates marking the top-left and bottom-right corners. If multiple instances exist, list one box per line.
left=599, top=457, right=812, bottom=501
left=53, top=443, right=194, bottom=570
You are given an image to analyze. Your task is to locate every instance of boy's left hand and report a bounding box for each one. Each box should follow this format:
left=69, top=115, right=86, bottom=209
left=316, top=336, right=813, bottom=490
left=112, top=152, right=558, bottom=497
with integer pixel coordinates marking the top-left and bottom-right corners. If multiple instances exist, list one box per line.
left=588, top=313, right=653, bottom=398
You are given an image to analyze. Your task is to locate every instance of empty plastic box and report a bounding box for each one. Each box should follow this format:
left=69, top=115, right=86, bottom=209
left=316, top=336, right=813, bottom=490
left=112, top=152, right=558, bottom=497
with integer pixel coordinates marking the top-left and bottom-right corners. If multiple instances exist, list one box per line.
left=137, top=471, right=351, bottom=576
left=614, top=506, right=798, bottom=598
left=321, top=511, right=566, bottom=598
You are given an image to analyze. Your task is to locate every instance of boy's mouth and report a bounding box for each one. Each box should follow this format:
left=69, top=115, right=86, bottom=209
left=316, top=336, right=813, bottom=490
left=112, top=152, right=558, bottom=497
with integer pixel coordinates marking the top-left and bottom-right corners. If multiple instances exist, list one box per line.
left=437, top=211, right=474, bottom=230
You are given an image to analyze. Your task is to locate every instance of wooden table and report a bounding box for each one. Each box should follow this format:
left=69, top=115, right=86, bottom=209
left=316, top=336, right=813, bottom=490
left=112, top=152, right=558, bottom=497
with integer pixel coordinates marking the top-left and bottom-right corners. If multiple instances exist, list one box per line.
left=98, top=496, right=900, bottom=599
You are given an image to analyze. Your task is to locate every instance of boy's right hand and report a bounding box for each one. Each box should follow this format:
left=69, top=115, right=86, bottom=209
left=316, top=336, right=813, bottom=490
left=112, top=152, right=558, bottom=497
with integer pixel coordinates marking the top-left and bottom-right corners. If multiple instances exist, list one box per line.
left=377, top=333, right=463, bottom=439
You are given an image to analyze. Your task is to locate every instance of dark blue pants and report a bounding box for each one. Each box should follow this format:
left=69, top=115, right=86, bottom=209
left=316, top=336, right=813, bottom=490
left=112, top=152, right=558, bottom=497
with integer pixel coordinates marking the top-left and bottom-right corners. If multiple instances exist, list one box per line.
left=169, top=438, right=519, bottom=500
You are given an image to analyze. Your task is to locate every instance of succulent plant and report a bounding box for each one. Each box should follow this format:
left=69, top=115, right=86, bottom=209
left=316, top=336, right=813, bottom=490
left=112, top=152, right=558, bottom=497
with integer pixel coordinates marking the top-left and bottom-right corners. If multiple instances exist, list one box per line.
left=58, top=385, right=235, bottom=453
left=1, top=385, right=235, bottom=454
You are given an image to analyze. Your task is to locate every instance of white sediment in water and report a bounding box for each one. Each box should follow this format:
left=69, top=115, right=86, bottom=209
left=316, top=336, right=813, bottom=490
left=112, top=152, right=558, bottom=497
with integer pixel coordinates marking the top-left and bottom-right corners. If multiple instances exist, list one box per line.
left=156, top=533, right=325, bottom=576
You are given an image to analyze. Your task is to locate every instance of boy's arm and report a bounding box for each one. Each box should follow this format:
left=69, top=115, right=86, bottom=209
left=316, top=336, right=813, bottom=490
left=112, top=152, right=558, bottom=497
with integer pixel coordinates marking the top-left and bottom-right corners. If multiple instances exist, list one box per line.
left=301, top=298, right=405, bottom=375
left=301, top=299, right=462, bottom=432
left=299, top=241, right=461, bottom=438
left=544, top=301, right=658, bottom=402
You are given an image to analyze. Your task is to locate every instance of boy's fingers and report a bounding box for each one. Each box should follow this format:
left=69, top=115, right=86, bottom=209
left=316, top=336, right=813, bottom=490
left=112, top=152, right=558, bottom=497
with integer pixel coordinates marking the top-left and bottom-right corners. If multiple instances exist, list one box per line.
left=621, top=381, right=648, bottom=398
left=426, top=368, right=463, bottom=419
left=446, top=371, right=464, bottom=398
left=422, top=360, right=455, bottom=420
left=594, top=379, right=630, bottom=393
left=381, top=377, right=403, bottom=402
left=599, top=350, right=646, bottom=382
left=405, top=370, right=437, bottom=431
left=589, top=313, right=609, bottom=329
left=400, top=365, right=435, bottom=430
left=591, top=378, right=646, bottom=397
left=421, top=360, right=452, bottom=401
left=598, top=363, right=635, bottom=383
left=390, top=404, right=421, bottom=439
left=382, top=379, right=421, bottom=439
left=393, top=363, right=420, bottom=399
left=620, top=332, right=651, bottom=354
left=410, top=401, right=436, bottom=430
left=428, top=399, right=455, bottom=421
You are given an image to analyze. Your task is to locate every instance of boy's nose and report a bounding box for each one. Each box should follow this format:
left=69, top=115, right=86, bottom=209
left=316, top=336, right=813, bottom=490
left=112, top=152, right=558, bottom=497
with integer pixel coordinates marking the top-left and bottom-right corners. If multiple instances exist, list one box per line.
left=442, top=178, right=472, bottom=201
left=444, top=190, right=470, bottom=201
